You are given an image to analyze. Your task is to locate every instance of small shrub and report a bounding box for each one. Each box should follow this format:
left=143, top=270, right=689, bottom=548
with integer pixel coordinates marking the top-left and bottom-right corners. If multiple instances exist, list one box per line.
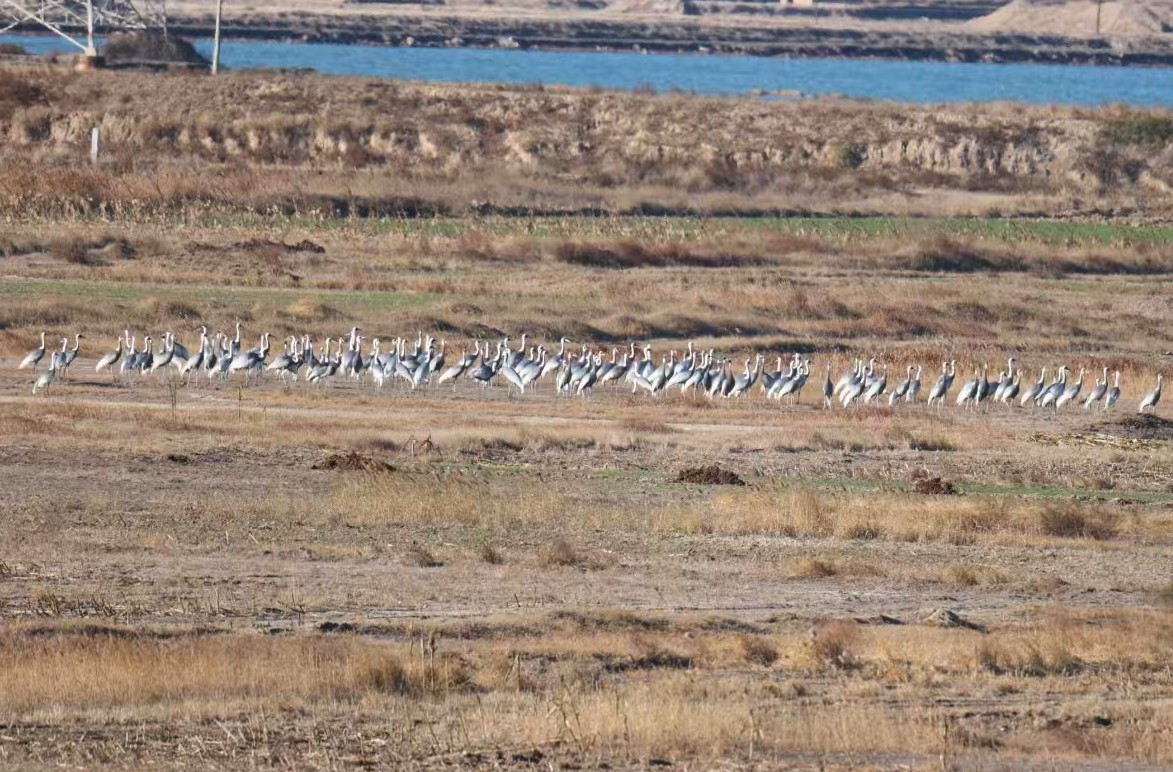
left=826, top=142, right=866, bottom=169
left=47, top=237, right=92, bottom=265
left=619, top=416, right=677, bottom=434
left=941, top=564, right=1009, bottom=587
left=909, top=473, right=956, bottom=495
left=789, top=558, right=837, bottom=579
left=477, top=543, right=504, bottom=565
left=404, top=543, right=442, bottom=568
left=0, top=75, right=44, bottom=121
left=808, top=620, right=859, bottom=670
left=946, top=564, right=980, bottom=586
left=841, top=522, right=882, bottom=540
left=539, top=540, right=580, bottom=568
left=736, top=635, right=779, bottom=666
left=908, top=436, right=957, bottom=452
left=1104, top=115, right=1173, bottom=149
left=1038, top=504, right=1115, bottom=540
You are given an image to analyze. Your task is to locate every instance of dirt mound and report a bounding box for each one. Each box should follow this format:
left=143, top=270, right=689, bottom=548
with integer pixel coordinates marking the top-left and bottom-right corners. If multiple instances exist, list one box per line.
left=909, top=471, right=957, bottom=495
left=1097, top=413, right=1173, bottom=441
left=920, top=608, right=986, bottom=632
left=234, top=238, right=325, bottom=254
left=675, top=465, right=745, bottom=485
left=968, top=0, right=1172, bottom=37
left=103, top=32, right=210, bottom=65
left=315, top=451, right=394, bottom=473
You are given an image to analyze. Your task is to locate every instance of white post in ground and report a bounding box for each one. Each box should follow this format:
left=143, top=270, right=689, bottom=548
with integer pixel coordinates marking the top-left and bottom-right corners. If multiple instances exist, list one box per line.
left=212, top=0, right=223, bottom=74
left=90, top=127, right=100, bottom=165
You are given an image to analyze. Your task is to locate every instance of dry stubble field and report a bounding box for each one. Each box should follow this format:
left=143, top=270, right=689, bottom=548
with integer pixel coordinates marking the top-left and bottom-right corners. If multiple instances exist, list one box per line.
left=2, top=68, right=1173, bottom=771
left=2, top=216, right=1173, bottom=770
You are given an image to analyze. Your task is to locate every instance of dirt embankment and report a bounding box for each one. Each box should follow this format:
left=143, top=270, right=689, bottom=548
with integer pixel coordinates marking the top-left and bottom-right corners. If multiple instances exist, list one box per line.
left=1, top=68, right=1171, bottom=218
left=154, top=12, right=1173, bottom=64
left=969, top=0, right=1172, bottom=38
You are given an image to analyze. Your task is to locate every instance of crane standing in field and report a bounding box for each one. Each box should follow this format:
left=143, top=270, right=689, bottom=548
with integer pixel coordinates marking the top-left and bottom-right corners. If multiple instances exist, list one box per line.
left=95, top=338, right=123, bottom=378
left=1139, top=374, right=1163, bottom=414
left=1104, top=370, right=1121, bottom=410
left=31, top=363, right=56, bottom=395
left=19, top=331, right=47, bottom=373
left=59, top=333, right=83, bottom=380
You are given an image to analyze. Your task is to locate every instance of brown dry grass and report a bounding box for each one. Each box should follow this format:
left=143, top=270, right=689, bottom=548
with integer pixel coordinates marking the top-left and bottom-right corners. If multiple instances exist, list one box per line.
left=0, top=626, right=473, bottom=715
left=666, top=487, right=1173, bottom=547
left=0, top=68, right=1170, bottom=219
left=2, top=610, right=1172, bottom=766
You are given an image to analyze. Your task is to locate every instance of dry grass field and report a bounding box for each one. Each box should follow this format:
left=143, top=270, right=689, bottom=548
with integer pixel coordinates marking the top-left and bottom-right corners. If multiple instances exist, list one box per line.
left=1, top=65, right=1173, bottom=770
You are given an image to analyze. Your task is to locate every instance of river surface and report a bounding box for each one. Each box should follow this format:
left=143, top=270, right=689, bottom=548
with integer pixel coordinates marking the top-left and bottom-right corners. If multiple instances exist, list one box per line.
left=5, top=33, right=1173, bottom=106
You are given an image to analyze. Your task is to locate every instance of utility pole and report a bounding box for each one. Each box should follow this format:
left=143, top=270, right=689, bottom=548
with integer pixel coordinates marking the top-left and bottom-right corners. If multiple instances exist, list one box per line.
left=211, top=0, right=223, bottom=74
left=1095, top=0, right=1103, bottom=34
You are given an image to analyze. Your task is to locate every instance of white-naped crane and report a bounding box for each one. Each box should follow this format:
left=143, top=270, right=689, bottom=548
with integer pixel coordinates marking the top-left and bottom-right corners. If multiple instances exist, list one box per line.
left=888, top=365, right=913, bottom=406
left=121, top=335, right=140, bottom=380
left=149, top=332, right=177, bottom=378
left=31, top=362, right=57, bottom=395
left=470, top=344, right=499, bottom=390
left=1104, top=370, right=1121, bottom=410
left=1000, top=371, right=1020, bottom=404
left=841, top=360, right=870, bottom=407
left=265, top=335, right=301, bottom=384
left=956, top=367, right=981, bottom=407
left=834, top=359, right=861, bottom=398
left=49, top=337, right=69, bottom=374
left=863, top=364, right=888, bottom=404
left=906, top=365, right=923, bottom=403
left=436, top=344, right=477, bottom=391
left=95, top=338, right=123, bottom=378
left=19, top=331, right=48, bottom=373
left=926, top=361, right=955, bottom=408
left=1038, top=366, right=1068, bottom=409
left=59, top=333, right=83, bottom=379
left=727, top=354, right=763, bottom=399
left=1083, top=366, right=1109, bottom=409
left=776, top=359, right=810, bottom=403
left=1055, top=366, right=1085, bottom=409
left=1020, top=367, right=1046, bottom=406
left=1139, top=374, right=1162, bottom=414
left=992, top=357, right=1015, bottom=402
left=500, top=359, right=526, bottom=396
left=178, top=329, right=209, bottom=384
left=228, top=332, right=270, bottom=385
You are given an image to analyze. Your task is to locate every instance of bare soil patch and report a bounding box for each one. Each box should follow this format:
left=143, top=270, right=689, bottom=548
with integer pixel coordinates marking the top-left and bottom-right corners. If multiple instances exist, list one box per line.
left=1097, top=413, right=1173, bottom=441
left=314, top=450, right=395, bottom=472
left=675, top=465, right=746, bottom=485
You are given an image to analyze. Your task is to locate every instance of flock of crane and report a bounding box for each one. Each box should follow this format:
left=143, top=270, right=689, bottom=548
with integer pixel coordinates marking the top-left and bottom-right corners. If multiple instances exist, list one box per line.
left=14, top=327, right=1165, bottom=414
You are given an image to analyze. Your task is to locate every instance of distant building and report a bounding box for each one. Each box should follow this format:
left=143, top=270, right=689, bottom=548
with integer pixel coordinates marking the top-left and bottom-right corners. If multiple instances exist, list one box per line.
left=781, top=0, right=815, bottom=7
